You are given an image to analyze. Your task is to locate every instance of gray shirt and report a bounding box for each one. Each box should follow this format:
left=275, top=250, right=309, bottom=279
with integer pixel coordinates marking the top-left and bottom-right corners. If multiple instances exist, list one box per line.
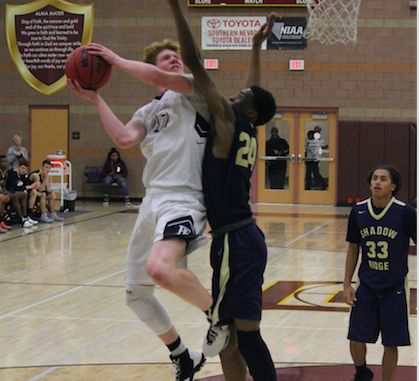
left=7, top=145, right=28, bottom=169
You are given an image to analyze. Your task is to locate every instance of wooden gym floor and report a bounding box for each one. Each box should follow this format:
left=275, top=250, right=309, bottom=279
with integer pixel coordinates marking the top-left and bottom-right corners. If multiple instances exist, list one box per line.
left=0, top=201, right=416, bottom=381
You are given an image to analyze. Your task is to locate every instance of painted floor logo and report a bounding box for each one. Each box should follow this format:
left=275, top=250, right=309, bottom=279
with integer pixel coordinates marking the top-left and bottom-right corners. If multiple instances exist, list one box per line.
left=262, top=280, right=417, bottom=315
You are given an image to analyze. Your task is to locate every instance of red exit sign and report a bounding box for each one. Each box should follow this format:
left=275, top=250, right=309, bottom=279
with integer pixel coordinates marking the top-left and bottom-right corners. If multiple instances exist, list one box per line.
left=204, top=59, right=219, bottom=69
left=289, top=59, right=305, bottom=70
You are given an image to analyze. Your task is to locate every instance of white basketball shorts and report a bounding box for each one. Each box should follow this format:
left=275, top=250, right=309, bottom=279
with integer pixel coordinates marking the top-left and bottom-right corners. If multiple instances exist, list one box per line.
left=125, top=190, right=208, bottom=285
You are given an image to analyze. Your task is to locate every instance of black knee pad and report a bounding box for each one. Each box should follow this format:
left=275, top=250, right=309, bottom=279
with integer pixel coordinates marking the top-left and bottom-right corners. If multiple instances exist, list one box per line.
left=237, top=330, right=277, bottom=381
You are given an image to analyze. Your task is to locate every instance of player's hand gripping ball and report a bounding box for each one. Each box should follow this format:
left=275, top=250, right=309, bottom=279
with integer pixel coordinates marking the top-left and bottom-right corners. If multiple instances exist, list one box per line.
left=65, top=46, right=112, bottom=90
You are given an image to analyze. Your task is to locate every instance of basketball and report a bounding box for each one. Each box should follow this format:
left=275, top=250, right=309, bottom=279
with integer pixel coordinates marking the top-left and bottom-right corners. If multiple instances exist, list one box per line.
left=65, top=46, right=112, bottom=90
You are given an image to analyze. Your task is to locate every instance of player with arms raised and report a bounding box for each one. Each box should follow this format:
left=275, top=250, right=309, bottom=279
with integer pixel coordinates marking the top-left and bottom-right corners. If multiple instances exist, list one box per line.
left=67, top=37, right=212, bottom=381
left=167, top=1, right=277, bottom=380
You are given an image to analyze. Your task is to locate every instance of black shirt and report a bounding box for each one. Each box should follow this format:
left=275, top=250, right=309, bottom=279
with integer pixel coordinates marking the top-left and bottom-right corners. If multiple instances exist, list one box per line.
left=6, top=168, right=33, bottom=192
left=266, top=136, right=289, bottom=170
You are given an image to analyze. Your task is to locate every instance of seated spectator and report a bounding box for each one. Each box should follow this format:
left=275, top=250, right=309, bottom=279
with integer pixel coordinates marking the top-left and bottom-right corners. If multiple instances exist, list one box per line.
left=101, top=148, right=131, bottom=207
left=29, top=160, right=63, bottom=222
left=7, top=135, right=29, bottom=170
left=5, top=158, right=39, bottom=227
left=0, top=194, right=11, bottom=233
left=0, top=155, right=12, bottom=232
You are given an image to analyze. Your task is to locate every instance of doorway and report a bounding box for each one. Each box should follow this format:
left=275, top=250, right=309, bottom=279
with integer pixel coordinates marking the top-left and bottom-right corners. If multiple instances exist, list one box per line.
left=256, top=111, right=337, bottom=205
left=29, top=106, right=69, bottom=171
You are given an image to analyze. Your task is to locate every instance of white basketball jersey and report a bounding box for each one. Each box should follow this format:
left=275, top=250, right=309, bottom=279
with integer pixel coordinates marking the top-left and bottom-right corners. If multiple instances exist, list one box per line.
left=132, top=76, right=209, bottom=192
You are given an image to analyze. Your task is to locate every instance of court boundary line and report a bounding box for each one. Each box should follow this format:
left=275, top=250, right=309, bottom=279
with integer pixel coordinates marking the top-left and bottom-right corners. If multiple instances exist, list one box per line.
left=25, top=322, right=142, bottom=381
left=0, top=362, right=415, bottom=370
left=0, top=281, right=126, bottom=288
left=0, top=210, right=123, bottom=243
left=0, top=269, right=126, bottom=320
left=281, top=220, right=333, bottom=248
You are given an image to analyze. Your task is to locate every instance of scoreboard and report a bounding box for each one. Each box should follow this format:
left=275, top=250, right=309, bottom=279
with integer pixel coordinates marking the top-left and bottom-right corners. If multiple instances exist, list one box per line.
left=188, top=0, right=309, bottom=7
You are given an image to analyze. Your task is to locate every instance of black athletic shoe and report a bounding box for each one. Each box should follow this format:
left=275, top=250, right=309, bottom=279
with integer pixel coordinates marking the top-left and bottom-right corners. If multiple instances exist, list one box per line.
left=170, top=349, right=206, bottom=381
left=352, top=368, right=374, bottom=381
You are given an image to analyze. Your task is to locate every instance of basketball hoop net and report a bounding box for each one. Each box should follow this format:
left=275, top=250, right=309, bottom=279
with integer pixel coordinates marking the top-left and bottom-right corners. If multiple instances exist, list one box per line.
left=304, top=0, right=362, bottom=45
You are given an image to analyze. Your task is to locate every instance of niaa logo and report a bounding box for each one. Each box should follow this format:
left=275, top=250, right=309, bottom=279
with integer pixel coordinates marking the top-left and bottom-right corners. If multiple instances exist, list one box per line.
left=272, top=22, right=304, bottom=41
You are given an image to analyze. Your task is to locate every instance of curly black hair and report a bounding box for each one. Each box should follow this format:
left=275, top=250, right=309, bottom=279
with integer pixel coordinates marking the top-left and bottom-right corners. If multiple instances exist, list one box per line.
left=367, top=165, right=402, bottom=196
left=250, top=85, right=276, bottom=126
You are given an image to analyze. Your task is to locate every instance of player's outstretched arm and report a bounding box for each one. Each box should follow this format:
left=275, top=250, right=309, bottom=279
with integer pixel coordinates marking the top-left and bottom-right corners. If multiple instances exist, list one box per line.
left=166, top=0, right=202, bottom=71
left=246, top=12, right=276, bottom=88
left=86, top=43, right=191, bottom=94
left=343, top=242, right=360, bottom=307
left=67, top=79, right=146, bottom=148
left=167, top=0, right=235, bottom=157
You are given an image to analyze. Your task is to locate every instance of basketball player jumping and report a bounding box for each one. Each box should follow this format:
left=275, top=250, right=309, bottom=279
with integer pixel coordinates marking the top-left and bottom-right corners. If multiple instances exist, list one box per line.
left=343, top=165, right=416, bottom=381
left=67, top=40, right=213, bottom=380
left=168, top=1, right=278, bottom=380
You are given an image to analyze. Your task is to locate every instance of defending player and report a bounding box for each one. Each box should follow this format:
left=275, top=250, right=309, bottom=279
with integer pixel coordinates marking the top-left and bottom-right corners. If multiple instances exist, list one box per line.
left=168, top=1, right=277, bottom=380
left=343, top=165, right=416, bottom=381
left=67, top=39, right=212, bottom=380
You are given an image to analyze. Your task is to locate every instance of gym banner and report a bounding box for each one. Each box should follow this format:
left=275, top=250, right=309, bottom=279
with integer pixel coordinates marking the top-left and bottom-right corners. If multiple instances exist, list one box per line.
left=6, top=0, right=93, bottom=96
left=267, top=17, right=307, bottom=50
left=189, top=0, right=309, bottom=7
left=202, top=16, right=267, bottom=50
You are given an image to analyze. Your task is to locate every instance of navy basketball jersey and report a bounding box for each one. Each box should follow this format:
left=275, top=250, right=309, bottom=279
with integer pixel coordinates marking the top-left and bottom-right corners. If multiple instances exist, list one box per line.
left=347, top=197, right=417, bottom=291
left=203, top=115, right=256, bottom=231
left=0, top=169, right=6, bottom=191
left=6, top=168, right=31, bottom=192
left=30, top=169, right=44, bottom=182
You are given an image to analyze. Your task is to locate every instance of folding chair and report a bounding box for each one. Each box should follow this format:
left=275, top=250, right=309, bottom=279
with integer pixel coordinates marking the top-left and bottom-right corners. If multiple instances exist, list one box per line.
left=82, top=166, right=104, bottom=201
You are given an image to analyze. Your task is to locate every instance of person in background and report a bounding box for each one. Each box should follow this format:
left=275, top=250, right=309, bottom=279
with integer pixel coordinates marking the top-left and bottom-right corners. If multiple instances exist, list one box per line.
left=265, top=126, right=289, bottom=189
left=0, top=192, right=10, bottom=233
left=5, top=158, right=38, bottom=227
left=101, top=148, right=131, bottom=207
left=7, top=135, right=28, bottom=170
left=343, top=165, right=416, bottom=381
left=0, top=155, right=12, bottom=232
left=305, top=130, right=327, bottom=190
left=29, top=160, right=63, bottom=222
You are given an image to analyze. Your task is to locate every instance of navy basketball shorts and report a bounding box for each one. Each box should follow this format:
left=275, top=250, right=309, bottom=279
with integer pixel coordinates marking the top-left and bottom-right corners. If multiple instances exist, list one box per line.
left=348, top=278, right=411, bottom=347
left=210, top=224, right=267, bottom=326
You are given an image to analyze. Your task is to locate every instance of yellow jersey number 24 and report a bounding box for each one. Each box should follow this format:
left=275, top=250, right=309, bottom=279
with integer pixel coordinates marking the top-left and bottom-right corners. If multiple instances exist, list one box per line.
left=235, top=131, right=257, bottom=171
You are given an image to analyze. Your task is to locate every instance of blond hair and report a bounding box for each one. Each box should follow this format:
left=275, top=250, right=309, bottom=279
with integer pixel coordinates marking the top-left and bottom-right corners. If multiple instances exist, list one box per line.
left=13, top=135, right=22, bottom=142
left=143, top=39, right=180, bottom=65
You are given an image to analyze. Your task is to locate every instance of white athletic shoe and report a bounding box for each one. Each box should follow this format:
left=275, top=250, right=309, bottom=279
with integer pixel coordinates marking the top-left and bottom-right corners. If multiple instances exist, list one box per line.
left=49, top=212, right=64, bottom=221
left=40, top=213, right=54, bottom=223
left=170, top=349, right=206, bottom=381
left=202, top=325, right=230, bottom=357
left=27, top=216, right=39, bottom=225
left=20, top=219, right=33, bottom=228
